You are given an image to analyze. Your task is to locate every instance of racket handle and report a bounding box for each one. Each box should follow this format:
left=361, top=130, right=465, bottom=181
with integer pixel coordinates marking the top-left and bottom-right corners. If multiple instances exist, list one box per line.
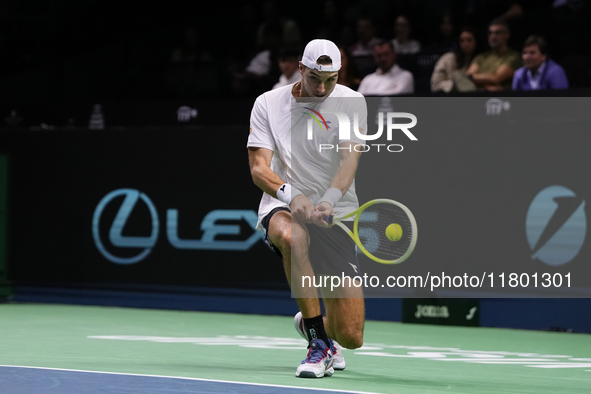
left=312, top=210, right=334, bottom=225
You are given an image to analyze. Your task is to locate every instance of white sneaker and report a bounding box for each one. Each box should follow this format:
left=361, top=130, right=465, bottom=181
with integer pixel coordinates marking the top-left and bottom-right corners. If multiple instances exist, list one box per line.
left=295, top=338, right=334, bottom=378
left=293, top=311, right=346, bottom=371
left=329, top=340, right=346, bottom=371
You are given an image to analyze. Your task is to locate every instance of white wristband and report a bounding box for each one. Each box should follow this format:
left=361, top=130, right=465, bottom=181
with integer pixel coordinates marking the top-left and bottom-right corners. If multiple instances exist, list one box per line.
left=276, top=183, right=303, bottom=205
left=318, top=188, right=343, bottom=208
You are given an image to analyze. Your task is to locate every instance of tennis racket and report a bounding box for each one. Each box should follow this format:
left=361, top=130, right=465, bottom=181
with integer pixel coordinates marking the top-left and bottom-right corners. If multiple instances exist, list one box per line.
left=327, top=199, right=418, bottom=264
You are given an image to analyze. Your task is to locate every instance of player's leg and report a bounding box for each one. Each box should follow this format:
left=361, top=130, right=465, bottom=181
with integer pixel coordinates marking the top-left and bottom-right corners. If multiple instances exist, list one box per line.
left=267, top=209, right=320, bottom=316
left=266, top=209, right=334, bottom=378
left=321, top=288, right=365, bottom=349
left=293, top=293, right=362, bottom=370
left=305, top=222, right=365, bottom=350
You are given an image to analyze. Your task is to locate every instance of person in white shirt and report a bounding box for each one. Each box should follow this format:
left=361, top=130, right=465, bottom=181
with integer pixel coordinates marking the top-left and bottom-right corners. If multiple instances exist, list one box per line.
left=272, top=48, right=301, bottom=90
left=357, top=39, right=414, bottom=95
left=233, top=22, right=282, bottom=95
left=247, top=39, right=367, bottom=379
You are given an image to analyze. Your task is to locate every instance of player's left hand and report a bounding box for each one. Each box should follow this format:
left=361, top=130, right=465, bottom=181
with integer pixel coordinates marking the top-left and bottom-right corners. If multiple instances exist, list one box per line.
left=312, top=202, right=333, bottom=228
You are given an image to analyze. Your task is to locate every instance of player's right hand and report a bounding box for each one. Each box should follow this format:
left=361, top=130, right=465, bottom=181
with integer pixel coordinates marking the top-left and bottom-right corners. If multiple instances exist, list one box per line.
left=289, top=195, right=315, bottom=223
left=310, top=201, right=333, bottom=228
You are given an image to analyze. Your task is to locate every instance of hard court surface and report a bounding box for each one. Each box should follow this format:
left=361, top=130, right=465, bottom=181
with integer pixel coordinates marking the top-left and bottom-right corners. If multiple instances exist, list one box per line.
left=0, top=304, right=589, bottom=394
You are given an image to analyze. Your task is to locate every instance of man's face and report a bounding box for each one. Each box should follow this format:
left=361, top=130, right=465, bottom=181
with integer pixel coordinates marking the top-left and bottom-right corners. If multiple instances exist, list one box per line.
left=488, top=24, right=509, bottom=49
left=374, top=43, right=396, bottom=73
left=279, top=57, right=299, bottom=78
left=522, top=44, right=546, bottom=70
left=299, top=64, right=338, bottom=98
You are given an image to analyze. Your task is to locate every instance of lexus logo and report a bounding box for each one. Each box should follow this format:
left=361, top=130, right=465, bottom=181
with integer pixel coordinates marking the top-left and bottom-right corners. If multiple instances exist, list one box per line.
left=92, top=189, right=159, bottom=265
left=92, top=189, right=263, bottom=265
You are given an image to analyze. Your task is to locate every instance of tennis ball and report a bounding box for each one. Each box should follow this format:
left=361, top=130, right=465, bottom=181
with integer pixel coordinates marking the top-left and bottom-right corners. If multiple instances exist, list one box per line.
left=386, top=223, right=402, bottom=241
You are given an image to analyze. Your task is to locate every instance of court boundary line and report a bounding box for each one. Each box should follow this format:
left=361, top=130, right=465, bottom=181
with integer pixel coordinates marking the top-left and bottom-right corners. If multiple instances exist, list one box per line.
left=0, top=365, right=384, bottom=394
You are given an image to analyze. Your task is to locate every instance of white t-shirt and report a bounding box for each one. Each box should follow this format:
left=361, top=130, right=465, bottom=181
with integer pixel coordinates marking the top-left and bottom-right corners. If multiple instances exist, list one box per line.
left=392, top=39, right=421, bottom=55
left=272, top=72, right=301, bottom=90
left=247, top=83, right=367, bottom=231
left=246, top=50, right=271, bottom=76
left=357, top=64, right=414, bottom=96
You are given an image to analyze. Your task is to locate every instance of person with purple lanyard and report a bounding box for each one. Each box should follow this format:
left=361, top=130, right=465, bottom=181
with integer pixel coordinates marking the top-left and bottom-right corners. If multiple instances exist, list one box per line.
left=513, top=35, right=569, bottom=90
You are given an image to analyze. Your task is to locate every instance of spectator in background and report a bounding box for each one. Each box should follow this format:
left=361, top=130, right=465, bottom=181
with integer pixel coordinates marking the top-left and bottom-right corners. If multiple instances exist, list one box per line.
left=337, top=47, right=361, bottom=91
left=233, top=23, right=282, bottom=95
left=246, top=22, right=282, bottom=78
left=349, top=17, right=379, bottom=77
left=513, top=35, right=568, bottom=90
left=256, top=0, right=302, bottom=50
left=431, top=27, right=479, bottom=93
left=357, top=39, right=414, bottom=95
left=391, top=15, right=421, bottom=55
left=463, top=0, right=526, bottom=48
left=460, top=19, right=521, bottom=91
left=272, top=48, right=301, bottom=90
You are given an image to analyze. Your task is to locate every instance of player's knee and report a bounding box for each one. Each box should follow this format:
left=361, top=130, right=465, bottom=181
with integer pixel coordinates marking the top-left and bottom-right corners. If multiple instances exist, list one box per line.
left=274, top=228, right=292, bottom=256
left=337, top=329, right=363, bottom=349
left=273, top=225, right=300, bottom=254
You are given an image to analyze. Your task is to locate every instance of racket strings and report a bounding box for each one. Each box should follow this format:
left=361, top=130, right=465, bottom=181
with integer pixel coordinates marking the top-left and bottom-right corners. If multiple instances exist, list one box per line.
left=357, top=202, right=414, bottom=261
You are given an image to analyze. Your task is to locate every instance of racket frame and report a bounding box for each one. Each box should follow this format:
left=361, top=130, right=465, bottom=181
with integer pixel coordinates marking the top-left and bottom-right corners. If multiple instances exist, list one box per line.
left=330, top=199, right=418, bottom=264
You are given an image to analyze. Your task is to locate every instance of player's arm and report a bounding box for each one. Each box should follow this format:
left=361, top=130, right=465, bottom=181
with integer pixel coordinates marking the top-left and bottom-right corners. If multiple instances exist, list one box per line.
left=313, top=142, right=362, bottom=227
left=330, top=142, right=362, bottom=195
left=248, top=147, right=283, bottom=197
left=248, top=146, right=315, bottom=222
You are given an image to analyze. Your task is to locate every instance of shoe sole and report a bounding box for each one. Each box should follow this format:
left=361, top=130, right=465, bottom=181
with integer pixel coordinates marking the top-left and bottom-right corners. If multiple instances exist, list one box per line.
left=295, top=367, right=334, bottom=378
left=296, top=371, right=322, bottom=378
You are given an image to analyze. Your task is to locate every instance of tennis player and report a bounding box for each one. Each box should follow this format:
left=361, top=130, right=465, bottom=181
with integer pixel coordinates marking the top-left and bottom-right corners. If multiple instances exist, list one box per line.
left=247, top=39, right=367, bottom=378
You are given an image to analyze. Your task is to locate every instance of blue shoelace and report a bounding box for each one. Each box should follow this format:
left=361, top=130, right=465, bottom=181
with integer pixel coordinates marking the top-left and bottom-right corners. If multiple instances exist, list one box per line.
left=302, top=339, right=329, bottom=364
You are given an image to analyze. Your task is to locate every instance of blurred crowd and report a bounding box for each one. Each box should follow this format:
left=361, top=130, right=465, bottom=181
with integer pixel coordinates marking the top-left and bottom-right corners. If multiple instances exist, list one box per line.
left=1, top=0, right=590, bottom=99
left=223, top=0, right=590, bottom=96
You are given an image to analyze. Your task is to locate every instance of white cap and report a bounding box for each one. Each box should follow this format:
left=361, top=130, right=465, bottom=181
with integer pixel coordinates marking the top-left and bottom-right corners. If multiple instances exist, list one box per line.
left=301, top=39, right=341, bottom=72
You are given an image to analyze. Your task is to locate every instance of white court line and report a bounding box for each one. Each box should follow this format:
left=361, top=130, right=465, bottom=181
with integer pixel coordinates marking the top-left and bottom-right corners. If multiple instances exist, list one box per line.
left=0, top=365, right=384, bottom=394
